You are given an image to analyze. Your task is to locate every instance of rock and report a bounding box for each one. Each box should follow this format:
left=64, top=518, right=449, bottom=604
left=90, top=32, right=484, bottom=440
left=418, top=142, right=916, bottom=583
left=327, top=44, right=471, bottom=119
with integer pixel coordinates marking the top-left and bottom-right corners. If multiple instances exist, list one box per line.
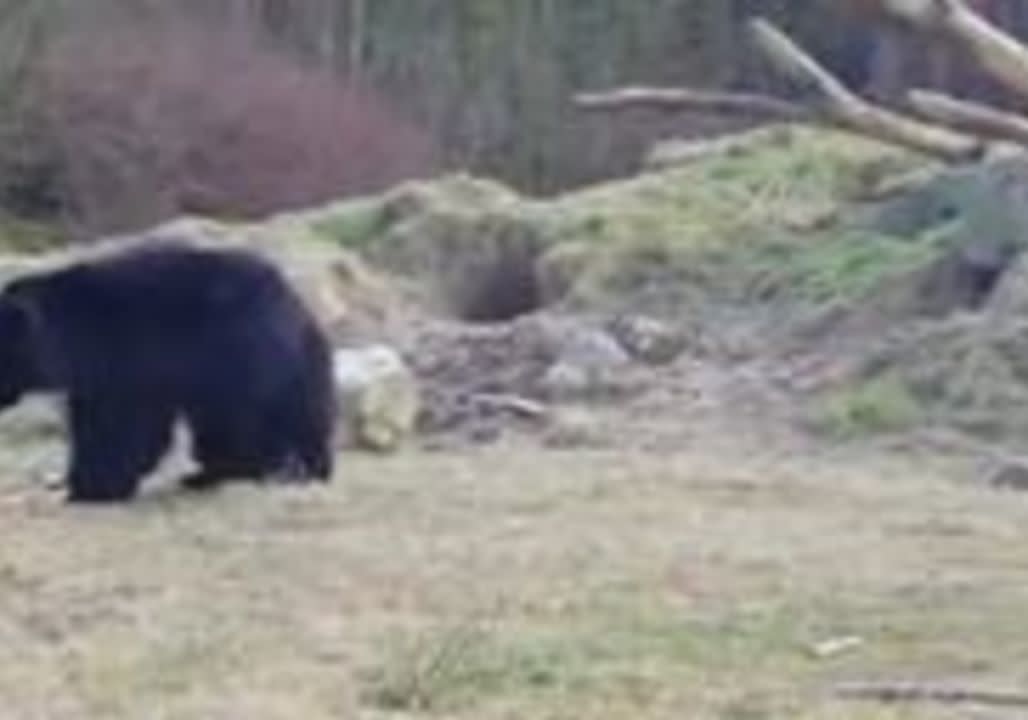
left=806, top=636, right=865, bottom=660
left=986, top=253, right=1028, bottom=318
left=333, top=346, right=421, bottom=452
left=543, top=407, right=606, bottom=449
left=557, top=324, right=632, bottom=370
left=987, top=460, right=1028, bottom=491
left=539, top=324, right=632, bottom=401
left=608, top=314, right=687, bottom=365
left=540, top=361, right=593, bottom=400
left=854, top=154, right=1028, bottom=241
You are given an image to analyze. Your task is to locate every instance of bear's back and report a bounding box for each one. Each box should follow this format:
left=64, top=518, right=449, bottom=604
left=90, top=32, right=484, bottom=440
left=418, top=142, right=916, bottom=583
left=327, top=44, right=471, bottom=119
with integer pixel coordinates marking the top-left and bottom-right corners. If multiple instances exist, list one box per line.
left=8, top=241, right=296, bottom=338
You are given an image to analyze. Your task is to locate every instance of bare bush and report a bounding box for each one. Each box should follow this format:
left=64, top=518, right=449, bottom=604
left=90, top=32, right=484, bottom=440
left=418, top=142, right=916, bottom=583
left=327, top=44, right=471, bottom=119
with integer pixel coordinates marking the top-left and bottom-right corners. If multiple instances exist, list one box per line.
left=11, top=17, right=439, bottom=237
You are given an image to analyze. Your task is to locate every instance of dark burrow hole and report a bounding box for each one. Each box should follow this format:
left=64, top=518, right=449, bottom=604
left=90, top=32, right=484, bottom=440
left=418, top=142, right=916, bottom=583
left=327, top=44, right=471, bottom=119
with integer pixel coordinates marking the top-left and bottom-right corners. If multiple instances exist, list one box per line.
left=455, top=251, right=544, bottom=324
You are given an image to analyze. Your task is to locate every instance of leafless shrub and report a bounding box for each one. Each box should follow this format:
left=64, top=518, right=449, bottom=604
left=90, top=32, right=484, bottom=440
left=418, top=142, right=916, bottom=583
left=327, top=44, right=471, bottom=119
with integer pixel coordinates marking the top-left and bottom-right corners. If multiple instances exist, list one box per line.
left=12, top=16, right=439, bottom=237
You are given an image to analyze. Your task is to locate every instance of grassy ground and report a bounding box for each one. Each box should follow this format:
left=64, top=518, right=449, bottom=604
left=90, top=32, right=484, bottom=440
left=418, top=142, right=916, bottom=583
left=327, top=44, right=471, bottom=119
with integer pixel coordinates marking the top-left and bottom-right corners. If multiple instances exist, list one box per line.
left=0, top=438, right=1026, bottom=719
left=0, top=126, right=1016, bottom=717
left=1, top=116, right=1025, bottom=720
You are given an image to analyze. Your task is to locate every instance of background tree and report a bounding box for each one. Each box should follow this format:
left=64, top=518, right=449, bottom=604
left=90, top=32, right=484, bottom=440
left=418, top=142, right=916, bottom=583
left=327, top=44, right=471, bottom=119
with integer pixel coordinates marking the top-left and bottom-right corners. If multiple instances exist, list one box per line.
left=1, top=0, right=1027, bottom=235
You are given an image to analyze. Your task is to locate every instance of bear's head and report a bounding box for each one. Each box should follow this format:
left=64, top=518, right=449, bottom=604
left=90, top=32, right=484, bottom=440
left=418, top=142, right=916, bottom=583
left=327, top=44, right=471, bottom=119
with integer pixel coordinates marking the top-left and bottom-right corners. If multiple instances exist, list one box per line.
left=0, top=282, right=47, bottom=409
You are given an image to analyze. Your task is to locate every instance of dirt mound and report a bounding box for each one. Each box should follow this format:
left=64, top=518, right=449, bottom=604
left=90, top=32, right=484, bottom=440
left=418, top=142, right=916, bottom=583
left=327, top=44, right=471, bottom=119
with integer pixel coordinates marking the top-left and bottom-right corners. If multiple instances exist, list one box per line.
left=301, top=128, right=938, bottom=326
left=307, top=174, right=554, bottom=323
left=400, top=315, right=582, bottom=436
left=400, top=318, right=556, bottom=440
left=13, top=127, right=1028, bottom=454
left=393, top=312, right=666, bottom=446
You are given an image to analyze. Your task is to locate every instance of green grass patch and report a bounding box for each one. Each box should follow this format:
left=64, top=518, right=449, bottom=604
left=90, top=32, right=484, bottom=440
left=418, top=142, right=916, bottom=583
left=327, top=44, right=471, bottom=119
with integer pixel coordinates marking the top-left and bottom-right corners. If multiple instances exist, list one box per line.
left=308, top=197, right=388, bottom=250
left=362, top=617, right=566, bottom=712
left=813, top=374, right=923, bottom=439
left=550, top=126, right=929, bottom=255
left=0, top=214, right=64, bottom=253
left=748, top=220, right=960, bottom=304
left=361, top=597, right=829, bottom=715
left=536, top=126, right=940, bottom=309
left=785, top=232, right=938, bottom=303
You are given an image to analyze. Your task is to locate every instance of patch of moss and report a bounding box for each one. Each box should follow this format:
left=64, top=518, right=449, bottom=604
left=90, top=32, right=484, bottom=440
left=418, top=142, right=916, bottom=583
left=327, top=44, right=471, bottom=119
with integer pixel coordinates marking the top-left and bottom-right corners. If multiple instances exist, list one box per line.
left=308, top=198, right=388, bottom=250
left=550, top=125, right=929, bottom=253
left=361, top=598, right=816, bottom=715
left=813, top=374, right=923, bottom=439
left=0, top=215, right=64, bottom=253
left=748, top=221, right=960, bottom=305
left=535, top=126, right=938, bottom=310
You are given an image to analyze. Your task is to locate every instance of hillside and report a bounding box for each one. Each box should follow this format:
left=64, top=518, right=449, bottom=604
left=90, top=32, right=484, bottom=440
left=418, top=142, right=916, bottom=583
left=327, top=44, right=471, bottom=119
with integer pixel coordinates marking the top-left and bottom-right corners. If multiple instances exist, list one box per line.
left=3, top=125, right=1028, bottom=718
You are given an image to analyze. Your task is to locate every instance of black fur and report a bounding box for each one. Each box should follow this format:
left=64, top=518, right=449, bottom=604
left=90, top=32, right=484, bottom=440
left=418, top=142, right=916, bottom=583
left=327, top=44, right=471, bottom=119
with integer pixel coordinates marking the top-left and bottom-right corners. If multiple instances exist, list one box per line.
left=0, top=242, right=336, bottom=503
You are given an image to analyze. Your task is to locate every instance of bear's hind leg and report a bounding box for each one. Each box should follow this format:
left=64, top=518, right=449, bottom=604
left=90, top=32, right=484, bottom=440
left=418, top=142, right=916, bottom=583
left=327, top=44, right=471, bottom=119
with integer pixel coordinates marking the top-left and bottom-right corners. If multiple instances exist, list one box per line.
left=181, top=405, right=281, bottom=490
left=66, top=393, right=174, bottom=503
left=270, top=327, right=336, bottom=482
left=259, top=396, right=333, bottom=484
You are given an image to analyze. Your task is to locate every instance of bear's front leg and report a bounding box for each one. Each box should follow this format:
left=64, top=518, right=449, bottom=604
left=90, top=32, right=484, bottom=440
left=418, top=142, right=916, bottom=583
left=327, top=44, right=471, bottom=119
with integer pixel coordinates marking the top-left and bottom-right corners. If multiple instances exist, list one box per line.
left=65, top=391, right=174, bottom=503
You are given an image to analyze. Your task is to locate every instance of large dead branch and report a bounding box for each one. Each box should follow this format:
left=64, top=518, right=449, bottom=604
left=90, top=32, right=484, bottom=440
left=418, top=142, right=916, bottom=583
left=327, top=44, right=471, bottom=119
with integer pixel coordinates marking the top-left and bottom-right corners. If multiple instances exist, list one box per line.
left=574, top=87, right=804, bottom=121
left=573, top=18, right=984, bottom=163
left=747, top=18, right=982, bottom=162
left=573, top=3, right=1028, bottom=164
left=907, top=88, right=1028, bottom=146
left=880, top=0, right=1028, bottom=105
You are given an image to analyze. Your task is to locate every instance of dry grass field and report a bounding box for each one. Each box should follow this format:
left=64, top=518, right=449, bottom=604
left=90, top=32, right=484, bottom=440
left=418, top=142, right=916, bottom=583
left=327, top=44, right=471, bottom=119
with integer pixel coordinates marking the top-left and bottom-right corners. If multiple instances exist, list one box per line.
left=0, top=431, right=1026, bottom=719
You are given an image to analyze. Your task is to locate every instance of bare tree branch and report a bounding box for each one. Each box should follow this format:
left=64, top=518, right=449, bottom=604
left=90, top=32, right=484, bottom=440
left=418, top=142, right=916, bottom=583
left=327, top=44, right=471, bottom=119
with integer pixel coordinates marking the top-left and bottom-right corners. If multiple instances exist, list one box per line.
left=573, top=4, right=1028, bottom=164
left=880, top=0, right=1028, bottom=104
left=746, top=18, right=854, bottom=104
left=575, top=19, right=984, bottom=163
left=907, top=88, right=1028, bottom=146
left=574, top=87, right=804, bottom=120
left=746, top=18, right=982, bottom=162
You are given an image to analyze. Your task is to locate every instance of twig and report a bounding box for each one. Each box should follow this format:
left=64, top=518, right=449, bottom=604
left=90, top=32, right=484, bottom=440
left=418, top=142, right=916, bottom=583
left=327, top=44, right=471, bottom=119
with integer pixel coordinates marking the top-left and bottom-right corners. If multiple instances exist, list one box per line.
left=907, top=88, right=1028, bottom=147
left=835, top=681, right=1028, bottom=708
left=575, top=86, right=804, bottom=120
left=470, top=393, right=549, bottom=420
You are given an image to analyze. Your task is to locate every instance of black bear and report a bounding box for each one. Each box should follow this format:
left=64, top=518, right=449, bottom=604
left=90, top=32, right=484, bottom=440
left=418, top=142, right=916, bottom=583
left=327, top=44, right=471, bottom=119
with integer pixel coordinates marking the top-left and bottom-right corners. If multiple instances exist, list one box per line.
left=0, top=240, right=337, bottom=503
